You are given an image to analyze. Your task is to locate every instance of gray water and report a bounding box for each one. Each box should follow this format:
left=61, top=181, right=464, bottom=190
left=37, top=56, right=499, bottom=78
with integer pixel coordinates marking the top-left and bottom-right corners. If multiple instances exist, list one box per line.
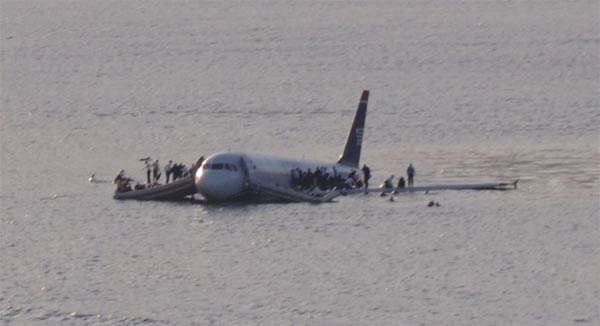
left=1, top=1, right=599, bottom=325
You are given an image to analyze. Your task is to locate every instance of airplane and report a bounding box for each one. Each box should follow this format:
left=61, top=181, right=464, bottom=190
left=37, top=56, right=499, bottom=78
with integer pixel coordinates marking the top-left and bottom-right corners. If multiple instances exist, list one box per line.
left=194, top=90, right=370, bottom=202
left=112, top=90, right=517, bottom=202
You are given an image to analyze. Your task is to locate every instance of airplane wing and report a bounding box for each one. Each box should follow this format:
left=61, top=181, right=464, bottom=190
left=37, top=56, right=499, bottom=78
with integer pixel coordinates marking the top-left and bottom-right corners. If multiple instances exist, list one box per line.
left=342, top=179, right=519, bottom=196
left=248, top=181, right=341, bottom=203
left=391, top=179, right=519, bottom=193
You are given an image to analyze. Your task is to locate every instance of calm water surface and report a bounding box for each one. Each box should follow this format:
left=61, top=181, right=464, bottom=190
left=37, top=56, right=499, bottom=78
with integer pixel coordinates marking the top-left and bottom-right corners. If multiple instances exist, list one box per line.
left=1, top=1, right=598, bottom=325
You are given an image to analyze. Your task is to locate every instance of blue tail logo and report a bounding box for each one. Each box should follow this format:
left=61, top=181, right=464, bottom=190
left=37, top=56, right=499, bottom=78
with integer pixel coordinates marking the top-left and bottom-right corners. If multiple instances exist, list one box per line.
left=355, top=127, right=364, bottom=147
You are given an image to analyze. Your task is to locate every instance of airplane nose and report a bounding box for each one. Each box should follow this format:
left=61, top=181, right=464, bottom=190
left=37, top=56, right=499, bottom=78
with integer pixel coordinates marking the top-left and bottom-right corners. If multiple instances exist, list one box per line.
left=195, top=168, right=216, bottom=197
left=194, top=168, right=244, bottom=201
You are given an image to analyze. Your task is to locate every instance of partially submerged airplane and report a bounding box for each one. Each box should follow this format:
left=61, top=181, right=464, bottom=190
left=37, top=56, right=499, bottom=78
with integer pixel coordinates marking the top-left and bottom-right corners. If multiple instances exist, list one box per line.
left=194, top=90, right=370, bottom=202
left=113, top=90, right=517, bottom=202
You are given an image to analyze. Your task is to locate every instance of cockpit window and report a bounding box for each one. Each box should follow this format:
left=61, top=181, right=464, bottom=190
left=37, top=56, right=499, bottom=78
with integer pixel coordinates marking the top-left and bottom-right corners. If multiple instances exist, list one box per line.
left=203, top=162, right=238, bottom=171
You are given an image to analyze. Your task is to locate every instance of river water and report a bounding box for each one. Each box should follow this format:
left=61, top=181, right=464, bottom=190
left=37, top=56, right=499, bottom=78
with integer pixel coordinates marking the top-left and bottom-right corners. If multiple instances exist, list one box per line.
left=1, top=1, right=598, bottom=325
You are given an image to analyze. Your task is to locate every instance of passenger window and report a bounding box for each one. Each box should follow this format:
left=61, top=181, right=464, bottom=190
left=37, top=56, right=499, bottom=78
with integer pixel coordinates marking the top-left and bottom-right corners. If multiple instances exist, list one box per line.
left=203, top=163, right=239, bottom=171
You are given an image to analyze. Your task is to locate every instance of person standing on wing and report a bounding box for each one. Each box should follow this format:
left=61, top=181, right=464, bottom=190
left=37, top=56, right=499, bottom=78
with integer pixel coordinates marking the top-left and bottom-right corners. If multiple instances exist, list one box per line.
left=361, top=164, right=371, bottom=191
left=407, top=163, right=416, bottom=187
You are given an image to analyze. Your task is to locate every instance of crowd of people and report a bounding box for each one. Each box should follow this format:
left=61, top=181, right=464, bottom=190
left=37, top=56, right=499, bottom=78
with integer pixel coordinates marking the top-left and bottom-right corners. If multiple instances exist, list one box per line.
left=289, top=162, right=416, bottom=194
left=114, top=156, right=205, bottom=193
left=290, top=166, right=364, bottom=191
left=143, top=157, right=205, bottom=184
left=162, top=160, right=192, bottom=183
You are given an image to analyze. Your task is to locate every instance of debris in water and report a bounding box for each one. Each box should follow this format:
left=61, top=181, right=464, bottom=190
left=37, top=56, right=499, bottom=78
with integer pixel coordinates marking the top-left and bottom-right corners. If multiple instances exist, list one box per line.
left=427, top=201, right=441, bottom=207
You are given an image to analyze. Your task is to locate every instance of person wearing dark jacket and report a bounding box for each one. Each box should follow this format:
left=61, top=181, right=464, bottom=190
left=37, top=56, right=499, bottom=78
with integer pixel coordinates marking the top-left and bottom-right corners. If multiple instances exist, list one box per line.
left=397, top=176, right=406, bottom=189
left=361, top=164, right=371, bottom=190
left=407, top=163, right=415, bottom=186
left=145, top=161, right=152, bottom=184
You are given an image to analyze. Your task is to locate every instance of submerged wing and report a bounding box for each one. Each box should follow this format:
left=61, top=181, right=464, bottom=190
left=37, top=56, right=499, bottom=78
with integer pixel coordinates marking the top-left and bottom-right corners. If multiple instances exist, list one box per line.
left=248, top=180, right=341, bottom=203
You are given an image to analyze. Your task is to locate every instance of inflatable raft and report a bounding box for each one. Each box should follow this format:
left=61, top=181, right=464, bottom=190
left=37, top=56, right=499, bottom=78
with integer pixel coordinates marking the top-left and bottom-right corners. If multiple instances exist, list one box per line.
left=113, top=176, right=197, bottom=201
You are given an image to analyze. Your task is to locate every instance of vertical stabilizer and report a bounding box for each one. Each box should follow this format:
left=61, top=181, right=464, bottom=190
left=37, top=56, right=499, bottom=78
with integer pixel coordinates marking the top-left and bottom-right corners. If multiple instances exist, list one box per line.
left=337, top=90, right=369, bottom=168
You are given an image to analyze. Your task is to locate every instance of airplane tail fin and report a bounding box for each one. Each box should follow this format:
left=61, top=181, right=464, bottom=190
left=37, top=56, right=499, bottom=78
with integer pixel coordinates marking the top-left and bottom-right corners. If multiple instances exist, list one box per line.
left=337, top=90, right=369, bottom=168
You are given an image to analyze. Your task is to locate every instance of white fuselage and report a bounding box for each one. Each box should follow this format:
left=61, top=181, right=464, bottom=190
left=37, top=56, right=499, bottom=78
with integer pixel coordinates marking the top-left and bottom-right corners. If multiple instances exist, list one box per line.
left=195, top=90, right=369, bottom=202
left=195, top=151, right=357, bottom=202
